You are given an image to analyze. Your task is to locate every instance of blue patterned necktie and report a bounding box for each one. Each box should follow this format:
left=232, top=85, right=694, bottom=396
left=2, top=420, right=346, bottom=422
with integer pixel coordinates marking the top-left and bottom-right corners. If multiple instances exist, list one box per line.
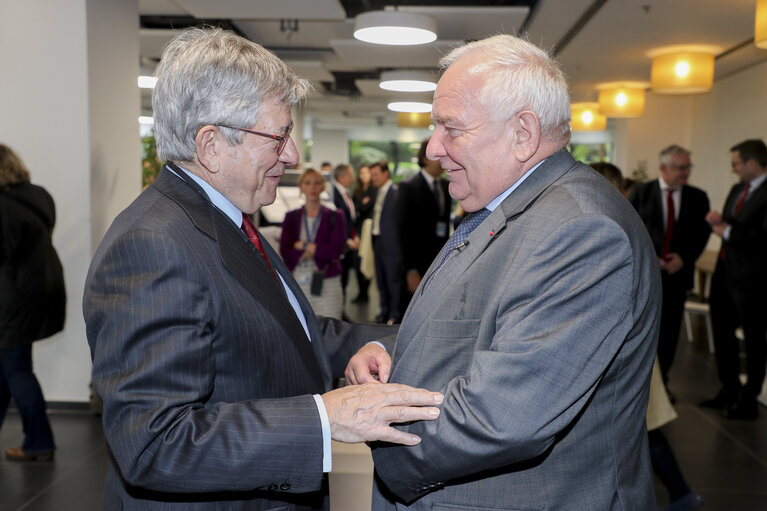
left=430, top=208, right=491, bottom=278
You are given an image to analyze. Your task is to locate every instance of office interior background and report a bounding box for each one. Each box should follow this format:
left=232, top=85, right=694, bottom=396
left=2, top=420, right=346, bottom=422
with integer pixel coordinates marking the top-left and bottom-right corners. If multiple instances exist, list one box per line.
left=0, top=0, right=765, bottom=422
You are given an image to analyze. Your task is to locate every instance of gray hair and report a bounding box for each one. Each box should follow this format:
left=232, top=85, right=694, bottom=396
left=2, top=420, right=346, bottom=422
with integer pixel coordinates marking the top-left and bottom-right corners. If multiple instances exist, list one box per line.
left=439, top=34, right=571, bottom=144
left=153, top=27, right=311, bottom=162
left=659, top=144, right=691, bottom=166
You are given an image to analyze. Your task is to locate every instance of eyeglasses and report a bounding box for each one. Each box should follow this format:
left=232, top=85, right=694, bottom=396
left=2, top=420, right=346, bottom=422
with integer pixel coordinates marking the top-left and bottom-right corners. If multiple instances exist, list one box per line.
left=215, top=123, right=293, bottom=155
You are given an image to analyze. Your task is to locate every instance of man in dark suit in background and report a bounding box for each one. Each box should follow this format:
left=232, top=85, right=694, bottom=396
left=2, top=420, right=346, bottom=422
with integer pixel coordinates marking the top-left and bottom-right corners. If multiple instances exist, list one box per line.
left=395, top=138, right=450, bottom=310
left=331, top=163, right=359, bottom=302
left=82, top=28, right=442, bottom=510
left=701, top=139, right=767, bottom=420
left=630, top=144, right=710, bottom=395
left=370, top=161, right=402, bottom=324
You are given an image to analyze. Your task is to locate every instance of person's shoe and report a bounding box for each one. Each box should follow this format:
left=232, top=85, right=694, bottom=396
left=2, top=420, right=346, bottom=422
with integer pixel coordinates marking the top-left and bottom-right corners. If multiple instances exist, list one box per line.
left=662, top=491, right=703, bottom=511
left=5, top=447, right=54, bottom=461
left=374, top=314, right=387, bottom=324
left=724, top=399, right=758, bottom=420
left=698, top=389, right=737, bottom=409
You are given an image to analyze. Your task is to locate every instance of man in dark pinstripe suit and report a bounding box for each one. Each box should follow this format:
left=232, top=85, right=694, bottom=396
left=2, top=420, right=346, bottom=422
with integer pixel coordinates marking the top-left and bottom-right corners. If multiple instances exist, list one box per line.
left=83, top=28, right=442, bottom=510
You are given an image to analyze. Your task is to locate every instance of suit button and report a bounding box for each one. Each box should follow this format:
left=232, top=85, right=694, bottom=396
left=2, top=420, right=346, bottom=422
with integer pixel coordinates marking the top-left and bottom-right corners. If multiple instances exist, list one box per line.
left=280, top=483, right=290, bottom=490
left=268, top=484, right=278, bottom=491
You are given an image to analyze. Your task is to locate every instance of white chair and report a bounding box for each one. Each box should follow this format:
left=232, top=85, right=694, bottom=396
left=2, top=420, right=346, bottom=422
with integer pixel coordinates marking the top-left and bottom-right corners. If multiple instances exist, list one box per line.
left=684, top=301, right=714, bottom=354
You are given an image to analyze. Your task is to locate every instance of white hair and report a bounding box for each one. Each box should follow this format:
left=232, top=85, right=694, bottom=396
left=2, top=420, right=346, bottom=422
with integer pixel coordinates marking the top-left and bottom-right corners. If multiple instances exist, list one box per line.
left=152, top=27, right=311, bottom=162
left=440, top=34, right=571, bottom=144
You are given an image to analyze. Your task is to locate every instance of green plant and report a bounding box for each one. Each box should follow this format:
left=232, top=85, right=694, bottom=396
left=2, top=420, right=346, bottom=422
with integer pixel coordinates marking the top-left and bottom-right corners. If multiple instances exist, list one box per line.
left=631, top=159, right=649, bottom=183
left=142, top=132, right=163, bottom=188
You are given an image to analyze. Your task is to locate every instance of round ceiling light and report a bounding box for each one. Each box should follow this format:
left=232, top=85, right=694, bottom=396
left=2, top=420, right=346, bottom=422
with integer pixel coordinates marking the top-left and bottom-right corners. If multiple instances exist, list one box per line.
left=379, top=70, right=437, bottom=92
left=354, top=11, right=437, bottom=46
left=387, top=101, right=432, bottom=113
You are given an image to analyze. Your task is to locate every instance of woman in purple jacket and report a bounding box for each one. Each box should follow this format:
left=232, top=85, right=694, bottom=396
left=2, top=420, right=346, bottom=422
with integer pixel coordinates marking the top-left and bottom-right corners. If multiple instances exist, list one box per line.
left=280, top=168, right=346, bottom=319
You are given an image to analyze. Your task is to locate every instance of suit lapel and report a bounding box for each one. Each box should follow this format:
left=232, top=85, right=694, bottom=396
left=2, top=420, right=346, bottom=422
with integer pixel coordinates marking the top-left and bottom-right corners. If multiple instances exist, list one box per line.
left=396, top=149, right=576, bottom=362
left=155, top=165, right=326, bottom=388
left=736, top=180, right=767, bottom=220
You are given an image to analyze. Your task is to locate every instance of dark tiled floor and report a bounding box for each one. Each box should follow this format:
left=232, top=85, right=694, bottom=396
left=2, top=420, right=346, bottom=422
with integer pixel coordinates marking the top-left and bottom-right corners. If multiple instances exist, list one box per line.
left=1, top=310, right=765, bottom=510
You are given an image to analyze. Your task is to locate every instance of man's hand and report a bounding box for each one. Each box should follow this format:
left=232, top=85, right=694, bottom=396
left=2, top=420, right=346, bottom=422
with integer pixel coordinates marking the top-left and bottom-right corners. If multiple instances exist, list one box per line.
left=345, top=342, right=391, bottom=384
left=660, top=252, right=684, bottom=275
left=705, top=210, right=722, bottom=226
left=406, top=271, right=422, bottom=293
left=322, top=383, right=443, bottom=445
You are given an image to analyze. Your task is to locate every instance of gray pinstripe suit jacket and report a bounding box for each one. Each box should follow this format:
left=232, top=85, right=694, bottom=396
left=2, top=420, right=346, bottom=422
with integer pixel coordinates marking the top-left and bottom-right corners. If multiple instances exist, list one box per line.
left=84, top=166, right=393, bottom=510
left=371, top=149, right=661, bottom=511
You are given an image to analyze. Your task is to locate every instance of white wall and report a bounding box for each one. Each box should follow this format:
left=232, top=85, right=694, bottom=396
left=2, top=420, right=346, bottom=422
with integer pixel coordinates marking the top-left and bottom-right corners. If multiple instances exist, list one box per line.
left=0, top=0, right=140, bottom=402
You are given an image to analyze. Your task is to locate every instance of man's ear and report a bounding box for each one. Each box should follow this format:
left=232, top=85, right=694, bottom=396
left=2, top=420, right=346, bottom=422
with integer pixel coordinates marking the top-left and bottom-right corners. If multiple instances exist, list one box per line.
left=512, top=110, right=541, bottom=163
left=195, top=125, right=220, bottom=173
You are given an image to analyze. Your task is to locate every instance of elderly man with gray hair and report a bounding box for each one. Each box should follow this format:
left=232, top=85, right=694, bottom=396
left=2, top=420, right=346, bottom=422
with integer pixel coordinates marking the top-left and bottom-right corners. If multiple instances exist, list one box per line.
left=345, top=34, right=662, bottom=510
left=630, top=145, right=710, bottom=394
left=83, top=28, right=442, bottom=510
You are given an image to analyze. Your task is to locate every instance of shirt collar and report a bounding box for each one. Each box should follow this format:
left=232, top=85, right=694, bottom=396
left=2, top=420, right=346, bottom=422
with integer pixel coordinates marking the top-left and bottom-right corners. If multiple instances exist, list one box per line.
left=419, top=169, right=436, bottom=187
left=167, top=163, right=243, bottom=226
left=485, top=159, right=545, bottom=212
left=746, top=172, right=767, bottom=191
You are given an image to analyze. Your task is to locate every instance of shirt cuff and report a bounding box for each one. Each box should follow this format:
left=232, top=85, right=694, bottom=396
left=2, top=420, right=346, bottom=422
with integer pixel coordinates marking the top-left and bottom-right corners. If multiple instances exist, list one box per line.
left=312, top=394, right=332, bottom=472
left=368, top=340, right=388, bottom=352
left=723, top=224, right=732, bottom=241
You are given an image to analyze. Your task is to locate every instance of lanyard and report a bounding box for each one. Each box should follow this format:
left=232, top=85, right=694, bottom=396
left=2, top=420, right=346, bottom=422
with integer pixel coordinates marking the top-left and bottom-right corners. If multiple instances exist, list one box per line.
left=302, top=207, right=321, bottom=243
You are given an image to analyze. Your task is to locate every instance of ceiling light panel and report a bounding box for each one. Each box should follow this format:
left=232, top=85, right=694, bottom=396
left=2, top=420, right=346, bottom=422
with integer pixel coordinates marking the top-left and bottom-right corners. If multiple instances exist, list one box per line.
left=173, top=0, right=345, bottom=20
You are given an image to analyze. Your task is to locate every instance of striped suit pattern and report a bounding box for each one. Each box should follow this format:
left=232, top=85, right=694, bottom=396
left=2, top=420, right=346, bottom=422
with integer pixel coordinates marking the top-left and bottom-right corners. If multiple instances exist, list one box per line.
left=84, top=166, right=392, bottom=510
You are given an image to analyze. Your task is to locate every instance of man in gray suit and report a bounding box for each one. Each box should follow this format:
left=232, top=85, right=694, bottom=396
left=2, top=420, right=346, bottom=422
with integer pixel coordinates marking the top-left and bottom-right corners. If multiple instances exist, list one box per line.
left=83, top=28, right=441, bottom=510
left=346, top=34, right=661, bottom=510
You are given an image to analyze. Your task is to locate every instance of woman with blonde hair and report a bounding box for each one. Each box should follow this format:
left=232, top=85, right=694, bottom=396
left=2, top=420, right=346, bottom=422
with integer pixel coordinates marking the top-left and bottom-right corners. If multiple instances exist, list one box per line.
left=280, top=168, right=346, bottom=319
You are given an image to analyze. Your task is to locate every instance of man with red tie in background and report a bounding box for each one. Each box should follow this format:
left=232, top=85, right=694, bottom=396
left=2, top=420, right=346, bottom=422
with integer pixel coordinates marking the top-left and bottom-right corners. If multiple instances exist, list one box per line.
left=700, top=139, right=767, bottom=420
left=630, top=145, right=710, bottom=399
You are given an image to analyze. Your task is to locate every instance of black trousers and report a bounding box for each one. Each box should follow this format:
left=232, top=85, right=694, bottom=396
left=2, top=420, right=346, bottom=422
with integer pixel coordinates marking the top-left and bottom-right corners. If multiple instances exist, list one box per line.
left=657, top=274, right=688, bottom=386
left=709, top=264, right=767, bottom=400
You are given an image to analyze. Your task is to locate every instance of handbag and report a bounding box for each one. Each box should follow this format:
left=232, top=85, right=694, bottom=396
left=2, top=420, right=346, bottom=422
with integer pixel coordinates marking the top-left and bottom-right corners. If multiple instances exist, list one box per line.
left=310, top=270, right=324, bottom=296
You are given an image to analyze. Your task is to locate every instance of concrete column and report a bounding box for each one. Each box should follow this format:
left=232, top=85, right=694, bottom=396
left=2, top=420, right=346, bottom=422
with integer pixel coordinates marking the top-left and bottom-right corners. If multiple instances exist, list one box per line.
left=0, top=0, right=140, bottom=401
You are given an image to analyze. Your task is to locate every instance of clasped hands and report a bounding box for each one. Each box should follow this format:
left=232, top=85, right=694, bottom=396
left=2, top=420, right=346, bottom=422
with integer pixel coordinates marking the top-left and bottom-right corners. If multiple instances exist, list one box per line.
left=322, top=343, right=442, bottom=446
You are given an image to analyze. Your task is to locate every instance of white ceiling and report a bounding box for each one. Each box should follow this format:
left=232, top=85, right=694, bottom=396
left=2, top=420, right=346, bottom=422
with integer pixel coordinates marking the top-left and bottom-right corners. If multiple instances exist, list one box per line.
left=138, top=0, right=767, bottom=127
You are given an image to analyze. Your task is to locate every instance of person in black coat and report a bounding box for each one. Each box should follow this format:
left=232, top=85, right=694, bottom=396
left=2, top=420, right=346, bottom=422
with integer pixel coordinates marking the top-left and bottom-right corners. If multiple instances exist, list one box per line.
left=629, top=145, right=710, bottom=392
left=701, top=139, right=767, bottom=420
left=0, top=143, right=63, bottom=461
left=395, top=138, right=450, bottom=310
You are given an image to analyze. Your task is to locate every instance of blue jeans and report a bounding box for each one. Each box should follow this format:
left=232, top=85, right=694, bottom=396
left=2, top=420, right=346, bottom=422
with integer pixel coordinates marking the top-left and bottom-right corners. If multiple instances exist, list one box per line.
left=0, top=345, right=55, bottom=452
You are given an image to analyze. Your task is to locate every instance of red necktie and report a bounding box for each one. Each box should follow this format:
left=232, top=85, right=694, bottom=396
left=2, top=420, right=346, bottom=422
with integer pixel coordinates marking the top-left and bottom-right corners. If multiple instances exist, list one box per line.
left=241, top=213, right=278, bottom=281
left=719, top=183, right=751, bottom=260
left=662, top=189, right=675, bottom=258
left=734, top=183, right=750, bottom=215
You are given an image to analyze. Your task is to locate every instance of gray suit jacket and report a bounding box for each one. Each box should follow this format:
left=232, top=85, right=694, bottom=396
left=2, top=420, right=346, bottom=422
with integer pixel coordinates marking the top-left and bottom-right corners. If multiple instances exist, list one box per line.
left=371, top=149, right=661, bottom=511
left=84, top=166, right=393, bottom=510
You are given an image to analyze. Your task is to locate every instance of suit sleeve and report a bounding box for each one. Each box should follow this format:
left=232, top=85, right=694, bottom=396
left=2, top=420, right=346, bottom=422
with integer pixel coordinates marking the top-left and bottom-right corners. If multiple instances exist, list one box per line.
left=85, top=229, right=324, bottom=494
left=394, top=182, right=419, bottom=273
left=372, top=215, right=637, bottom=502
left=680, top=191, right=711, bottom=266
left=313, top=209, right=346, bottom=265
left=279, top=209, right=302, bottom=271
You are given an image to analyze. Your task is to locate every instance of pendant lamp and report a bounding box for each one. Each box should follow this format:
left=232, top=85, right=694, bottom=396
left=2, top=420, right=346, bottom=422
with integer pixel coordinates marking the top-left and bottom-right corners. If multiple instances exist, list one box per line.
left=596, top=82, right=648, bottom=118
left=354, top=11, right=437, bottom=46
left=756, top=0, right=767, bottom=48
left=570, top=103, right=606, bottom=131
left=648, top=46, right=718, bottom=95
